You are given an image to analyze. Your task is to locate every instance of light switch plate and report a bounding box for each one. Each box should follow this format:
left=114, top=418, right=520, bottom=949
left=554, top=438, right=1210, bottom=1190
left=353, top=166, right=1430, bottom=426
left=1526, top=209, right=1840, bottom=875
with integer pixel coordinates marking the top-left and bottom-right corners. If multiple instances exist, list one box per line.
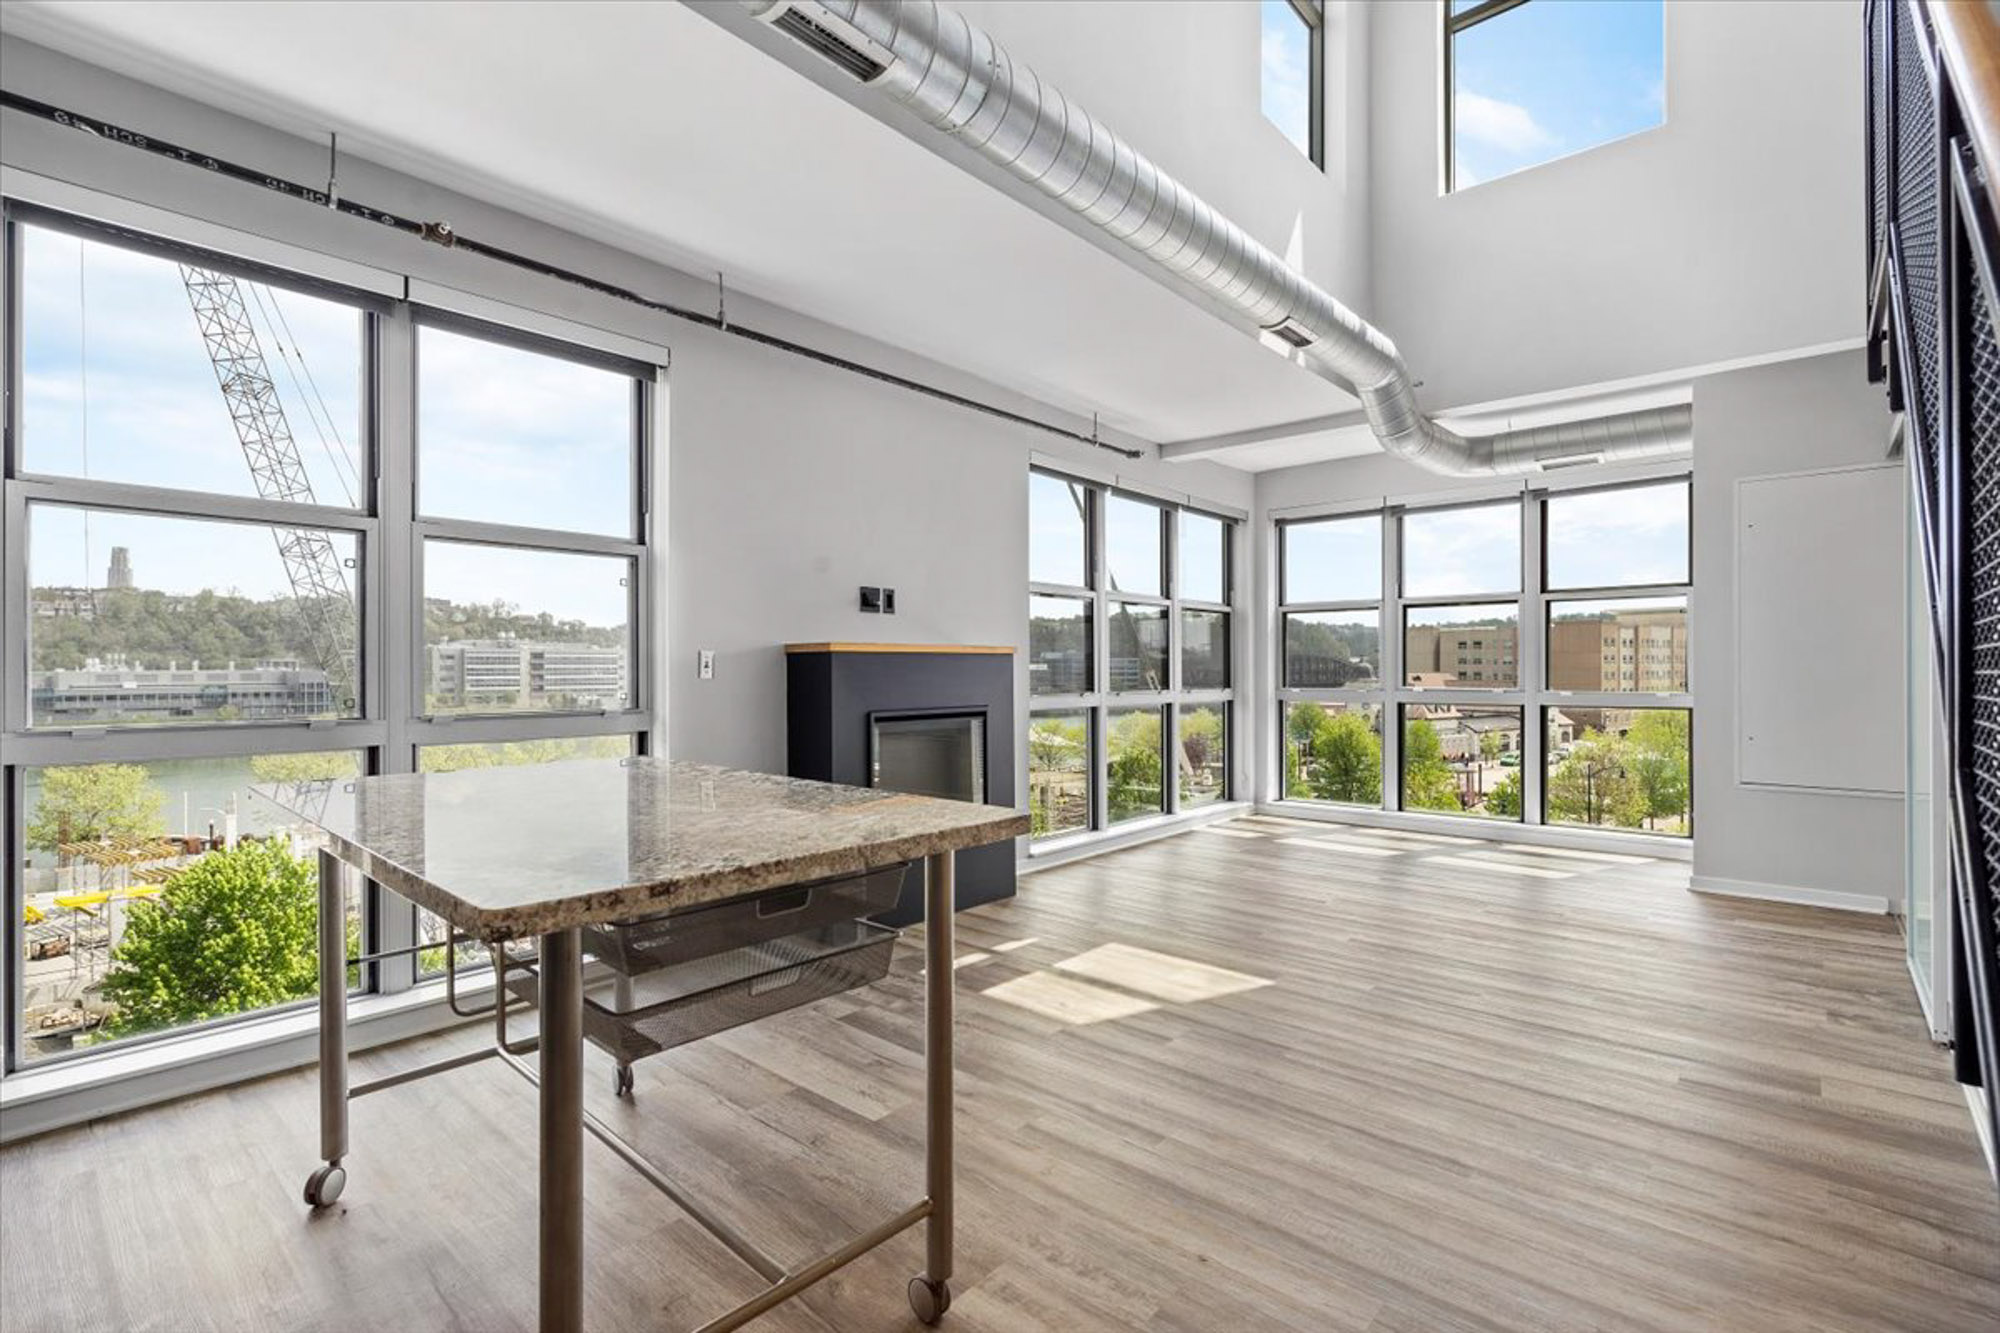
left=698, top=649, right=715, bottom=680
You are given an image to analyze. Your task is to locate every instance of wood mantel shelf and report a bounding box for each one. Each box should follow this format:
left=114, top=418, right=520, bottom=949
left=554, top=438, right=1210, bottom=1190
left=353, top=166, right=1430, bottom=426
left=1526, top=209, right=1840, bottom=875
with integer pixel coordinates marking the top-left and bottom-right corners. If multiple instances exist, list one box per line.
left=784, top=643, right=1015, bottom=655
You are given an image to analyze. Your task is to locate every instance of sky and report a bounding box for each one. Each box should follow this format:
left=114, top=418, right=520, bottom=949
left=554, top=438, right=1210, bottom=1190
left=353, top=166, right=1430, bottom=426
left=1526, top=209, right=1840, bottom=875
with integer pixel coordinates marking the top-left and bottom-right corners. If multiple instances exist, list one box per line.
left=1030, top=475, right=1225, bottom=602
left=20, top=224, right=634, bottom=626
left=1451, top=1, right=1665, bottom=188
left=1261, top=0, right=1313, bottom=158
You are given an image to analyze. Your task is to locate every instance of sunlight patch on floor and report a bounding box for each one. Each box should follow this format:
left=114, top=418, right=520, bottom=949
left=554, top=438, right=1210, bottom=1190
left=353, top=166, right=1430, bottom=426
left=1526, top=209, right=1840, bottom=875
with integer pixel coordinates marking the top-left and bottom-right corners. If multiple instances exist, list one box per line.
left=1427, top=853, right=1575, bottom=880
left=979, top=970, right=1160, bottom=1025
left=1276, top=835, right=1402, bottom=858
left=1053, top=943, right=1274, bottom=1004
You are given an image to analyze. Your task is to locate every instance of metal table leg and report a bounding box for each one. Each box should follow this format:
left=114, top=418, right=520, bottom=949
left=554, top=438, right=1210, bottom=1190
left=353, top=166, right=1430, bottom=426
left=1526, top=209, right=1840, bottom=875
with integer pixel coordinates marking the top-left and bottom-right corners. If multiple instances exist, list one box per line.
left=540, top=927, right=586, bottom=1333
left=304, top=849, right=349, bottom=1208
left=909, top=851, right=955, bottom=1325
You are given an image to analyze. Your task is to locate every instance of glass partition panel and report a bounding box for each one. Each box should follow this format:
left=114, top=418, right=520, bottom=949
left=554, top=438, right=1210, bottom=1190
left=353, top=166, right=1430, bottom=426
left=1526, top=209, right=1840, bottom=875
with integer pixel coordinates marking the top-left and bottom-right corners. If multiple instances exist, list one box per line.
left=1178, top=704, right=1228, bottom=809
left=1284, top=610, right=1381, bottom=689
left=1546, top=596, right=1687, bottom=693
left=422, top=540, right=632, bottom=715
left=1029, top=594, right=1092, bottom=696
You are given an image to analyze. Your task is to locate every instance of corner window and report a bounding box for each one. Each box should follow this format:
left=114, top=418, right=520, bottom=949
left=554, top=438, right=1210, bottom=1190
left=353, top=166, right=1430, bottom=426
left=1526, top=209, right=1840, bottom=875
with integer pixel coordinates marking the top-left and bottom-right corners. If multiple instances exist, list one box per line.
left=1028, top=469, right=1236, bottom=842
left=1446, top=0, right=1665, bottom=191
left=1261, top=0, right=1324, bottom=168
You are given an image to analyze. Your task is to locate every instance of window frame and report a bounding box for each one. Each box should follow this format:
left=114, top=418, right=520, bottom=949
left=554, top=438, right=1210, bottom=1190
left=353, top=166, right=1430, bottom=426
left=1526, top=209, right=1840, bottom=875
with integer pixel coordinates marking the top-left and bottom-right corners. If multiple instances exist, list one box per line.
left=1263, top=0, right=1327, bottom=170
left=1028, top=469, right=1238, bottom=847
left=0, top=200, right=664, bottom=1075
left=1275, top=475, right=1692, bottom=837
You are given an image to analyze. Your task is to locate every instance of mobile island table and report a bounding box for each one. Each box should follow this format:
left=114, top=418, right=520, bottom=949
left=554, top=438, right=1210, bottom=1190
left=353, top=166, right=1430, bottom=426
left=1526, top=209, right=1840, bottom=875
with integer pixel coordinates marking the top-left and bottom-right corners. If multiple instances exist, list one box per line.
left=261, top=758, right=1027, bottom=1333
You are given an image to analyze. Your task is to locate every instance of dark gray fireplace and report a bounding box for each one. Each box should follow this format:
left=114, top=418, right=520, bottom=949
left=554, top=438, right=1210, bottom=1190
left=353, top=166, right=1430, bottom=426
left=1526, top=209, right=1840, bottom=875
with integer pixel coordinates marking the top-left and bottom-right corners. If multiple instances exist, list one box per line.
left=787, top=644, right=1016, bottom=923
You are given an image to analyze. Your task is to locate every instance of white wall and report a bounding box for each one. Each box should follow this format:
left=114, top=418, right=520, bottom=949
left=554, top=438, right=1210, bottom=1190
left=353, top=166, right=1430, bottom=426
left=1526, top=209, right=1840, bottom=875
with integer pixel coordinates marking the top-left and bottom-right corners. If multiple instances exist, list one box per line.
left=1689, top=350, right=1902, bottom=910
left=0, top=39, right=1256, bottom=811
left=1369, top=0, right=1863, bottom=412
left=956, top=0, right=1374, bottom=321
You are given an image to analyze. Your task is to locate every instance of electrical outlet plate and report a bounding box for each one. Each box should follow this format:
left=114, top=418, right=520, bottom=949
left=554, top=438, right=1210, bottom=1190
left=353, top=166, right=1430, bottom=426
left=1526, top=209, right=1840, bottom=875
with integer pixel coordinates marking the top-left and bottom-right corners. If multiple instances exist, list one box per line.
left=882, top=588, right=896, bottom=614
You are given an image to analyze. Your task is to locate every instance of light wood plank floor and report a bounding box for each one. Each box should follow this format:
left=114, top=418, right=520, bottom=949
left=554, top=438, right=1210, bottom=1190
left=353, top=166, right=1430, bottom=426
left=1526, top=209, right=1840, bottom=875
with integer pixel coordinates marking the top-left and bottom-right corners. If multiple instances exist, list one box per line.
left=3, top=818, right=1996, bottom=1332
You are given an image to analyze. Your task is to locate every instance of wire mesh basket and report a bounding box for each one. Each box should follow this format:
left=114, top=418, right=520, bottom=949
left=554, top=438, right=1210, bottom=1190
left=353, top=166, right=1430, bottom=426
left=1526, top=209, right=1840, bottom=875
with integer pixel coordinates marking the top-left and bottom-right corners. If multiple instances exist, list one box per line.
left=580, top=865, right=908, bottom=976
left=509, top=919, right=898, bottom=1064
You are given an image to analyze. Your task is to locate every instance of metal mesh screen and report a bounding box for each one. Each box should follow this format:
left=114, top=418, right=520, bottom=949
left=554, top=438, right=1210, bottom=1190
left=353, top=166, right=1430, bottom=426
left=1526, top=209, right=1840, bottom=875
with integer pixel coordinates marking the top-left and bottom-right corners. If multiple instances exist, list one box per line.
left=1967, top=261, right=2000, bottom=960
left=1896, top=0, right=1942, bottom=482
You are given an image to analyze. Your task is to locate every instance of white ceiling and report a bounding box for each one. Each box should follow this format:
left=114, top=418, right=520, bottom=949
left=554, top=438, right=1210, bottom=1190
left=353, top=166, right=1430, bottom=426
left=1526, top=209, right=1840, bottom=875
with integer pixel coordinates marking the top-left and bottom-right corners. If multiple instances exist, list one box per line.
left=0, top=0, right=1360, bottom=457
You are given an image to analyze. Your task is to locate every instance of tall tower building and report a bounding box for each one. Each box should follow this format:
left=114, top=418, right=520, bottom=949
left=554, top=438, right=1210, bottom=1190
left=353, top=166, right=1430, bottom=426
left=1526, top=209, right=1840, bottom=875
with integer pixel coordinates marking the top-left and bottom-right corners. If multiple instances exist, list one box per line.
left=106, top=546, right=134, bottom=591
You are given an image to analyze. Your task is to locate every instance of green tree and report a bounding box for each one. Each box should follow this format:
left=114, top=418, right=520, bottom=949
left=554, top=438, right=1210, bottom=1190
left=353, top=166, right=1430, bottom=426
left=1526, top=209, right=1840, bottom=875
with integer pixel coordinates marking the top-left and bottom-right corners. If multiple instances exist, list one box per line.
left=1285, top=703, right=1329, bottom=797
left=1480, top=731, right=1506, bottom=763
left=1624, top=710, right=1691, bottom=831
left=248, top=752, right=363, bottom=784
left=1547, top=731, right=1645, bottom=828
left=1107, top=710, right=1163, bottom=820
left=1401, top=717, right=1460, bottom=812
left=98, top=841, right=351, bottom=1037
left=1486, top=768, right=1523, bottom=817
left=26, top=764, right=164, bottom=856
left=1309, top=711, right=1382, bottom=805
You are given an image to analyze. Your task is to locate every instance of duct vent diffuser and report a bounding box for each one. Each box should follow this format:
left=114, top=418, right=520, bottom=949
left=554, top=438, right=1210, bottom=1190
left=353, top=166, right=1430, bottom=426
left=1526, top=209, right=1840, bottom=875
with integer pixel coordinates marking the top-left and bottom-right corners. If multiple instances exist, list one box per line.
left=764, top=3, right=892, bottom=83
left=1264, top=318, right=1317, bottom=350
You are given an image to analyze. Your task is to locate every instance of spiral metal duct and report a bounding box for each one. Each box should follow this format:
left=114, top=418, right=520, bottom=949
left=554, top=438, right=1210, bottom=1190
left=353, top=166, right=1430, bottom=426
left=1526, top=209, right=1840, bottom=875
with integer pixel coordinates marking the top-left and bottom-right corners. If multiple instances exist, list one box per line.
left=740, top=0, right=1692, bottom=476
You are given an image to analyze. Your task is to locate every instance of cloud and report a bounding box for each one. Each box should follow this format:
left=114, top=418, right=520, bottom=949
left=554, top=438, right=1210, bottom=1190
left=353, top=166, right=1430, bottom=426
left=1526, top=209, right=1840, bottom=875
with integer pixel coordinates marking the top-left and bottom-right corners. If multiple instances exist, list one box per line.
left=1261, top=10, right=1311, bottom=156
left=1455, top=92, right=1556, bottom=155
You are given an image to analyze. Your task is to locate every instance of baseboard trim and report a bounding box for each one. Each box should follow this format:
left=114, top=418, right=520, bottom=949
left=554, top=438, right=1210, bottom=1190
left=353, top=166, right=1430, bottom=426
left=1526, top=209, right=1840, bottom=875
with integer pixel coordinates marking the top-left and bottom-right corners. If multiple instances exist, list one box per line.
left=1688, top=874, right=1893, bottom=914
left=1020, top=802, right=1252, bottom=874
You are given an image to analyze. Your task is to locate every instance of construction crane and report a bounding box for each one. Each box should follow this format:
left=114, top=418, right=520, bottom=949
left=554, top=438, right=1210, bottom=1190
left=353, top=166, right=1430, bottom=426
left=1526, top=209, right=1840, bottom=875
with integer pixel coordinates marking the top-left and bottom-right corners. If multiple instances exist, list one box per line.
left=177, top=266, right=357, bottom=708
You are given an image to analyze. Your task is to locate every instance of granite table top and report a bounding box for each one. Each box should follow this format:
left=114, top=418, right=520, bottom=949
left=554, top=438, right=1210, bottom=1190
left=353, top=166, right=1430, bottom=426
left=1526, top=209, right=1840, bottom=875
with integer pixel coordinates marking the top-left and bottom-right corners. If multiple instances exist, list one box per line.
left=254, top=758, right=1029, bottom=939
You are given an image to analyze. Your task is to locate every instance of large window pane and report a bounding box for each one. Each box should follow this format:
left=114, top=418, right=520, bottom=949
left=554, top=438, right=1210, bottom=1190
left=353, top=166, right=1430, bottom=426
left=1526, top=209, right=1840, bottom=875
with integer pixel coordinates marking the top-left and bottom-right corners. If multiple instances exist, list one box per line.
left=1105, top=494, right=1164, bottom=597
left=1450, top=1, right=1665, bottom=190
left=19, top=751, right=361, bottom=1063
left=20, top=225, right=365, bottom=507
left=1182, top=610, right=1230, bottom=691
left=1402, top=502, right=1520, bottom=597
left=1108, top=602, right=1169, bottom=692
left=1283, top=611, right=1380, bottom=689
left=1282, top=513, right=1381, bottom=603
left=1545, top=707, right=1690, bottom=836
left=1403, top=604, right=1519, bottom=689
left=1284, top=700, right=1382, bottom=806
left=1030, top=472, right=1090, bottom=588
left=1107, top=706, right=1165, bottom=824
left=1029, top=594, right=1092, bottom=696
left=1179, top=704, right=1228, bottom=808
left=1181, top=510, right=1227, bottom=604
left=423, top=541, right=631, bottom=715
left=1401, top=704, right=1523, bottom=820
left=1028, top=710, right=1091, bottom=840
left=1260, top=0, right=1313, bottom=159
left=1547, top=596, right=1687, bottom=693
left=1545, top=480, right=1691, bottom=589
left=418, top=324, right=634, bottom=538
left=29, top=505, right=359, bottom=726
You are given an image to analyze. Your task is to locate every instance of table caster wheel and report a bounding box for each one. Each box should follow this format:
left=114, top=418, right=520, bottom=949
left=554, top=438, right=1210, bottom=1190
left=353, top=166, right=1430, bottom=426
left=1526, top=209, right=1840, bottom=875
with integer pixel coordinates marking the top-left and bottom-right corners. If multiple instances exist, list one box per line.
left=908, top=1276, right=951, bottom=1325
left=613, top=1065, right=634, bottom=1098
left=303, top=1162, right=346, bottom=1209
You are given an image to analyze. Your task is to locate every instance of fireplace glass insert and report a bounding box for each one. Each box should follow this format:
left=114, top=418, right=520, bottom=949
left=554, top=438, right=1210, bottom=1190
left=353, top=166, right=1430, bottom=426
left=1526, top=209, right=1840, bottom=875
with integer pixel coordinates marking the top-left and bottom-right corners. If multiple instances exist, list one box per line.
left=870, top=711, right=987, bottom=804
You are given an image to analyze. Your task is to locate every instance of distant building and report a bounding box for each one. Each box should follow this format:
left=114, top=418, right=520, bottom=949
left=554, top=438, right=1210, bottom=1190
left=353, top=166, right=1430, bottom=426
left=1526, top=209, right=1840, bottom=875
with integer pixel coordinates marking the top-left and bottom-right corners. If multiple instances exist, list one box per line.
left=32, top=588, right=97, bottom=620
left=32, top=659, right=334, bottom=723
left=1548, top=610, right=1686, bottom=693
left=1405, top=621, right=1518, bottom=686
left=106, top=547, right=134, bottom=591
left=428, top=640, right=626, bottom=708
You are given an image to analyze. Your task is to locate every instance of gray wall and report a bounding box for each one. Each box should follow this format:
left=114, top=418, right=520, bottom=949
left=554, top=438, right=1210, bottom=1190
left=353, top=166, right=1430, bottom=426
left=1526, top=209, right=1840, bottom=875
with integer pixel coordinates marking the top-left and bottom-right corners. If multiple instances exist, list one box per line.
left=0, top=39, right=1257, bottom=815
left=1689, top=350, right=1902, bottom=907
